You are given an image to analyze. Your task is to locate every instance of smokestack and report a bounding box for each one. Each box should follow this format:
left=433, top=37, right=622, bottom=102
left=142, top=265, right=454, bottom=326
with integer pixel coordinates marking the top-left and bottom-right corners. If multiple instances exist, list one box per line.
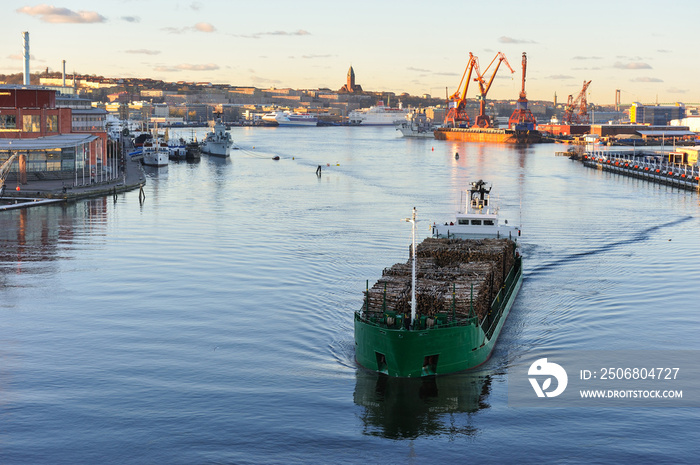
left=62, top=60, right=66, bottom=87
left=22, top=31, right=30, bottom=86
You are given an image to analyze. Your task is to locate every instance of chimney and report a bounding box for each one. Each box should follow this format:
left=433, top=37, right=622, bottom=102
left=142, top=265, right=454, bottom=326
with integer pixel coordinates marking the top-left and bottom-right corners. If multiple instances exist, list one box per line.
left=22, top=31, right=30, bottom=86
left=62, top=60, right=66, bottom=87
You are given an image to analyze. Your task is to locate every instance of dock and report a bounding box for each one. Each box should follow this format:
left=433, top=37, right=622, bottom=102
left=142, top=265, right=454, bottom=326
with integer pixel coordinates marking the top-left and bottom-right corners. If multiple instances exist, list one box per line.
left=579, top=149, right=700, bottom=192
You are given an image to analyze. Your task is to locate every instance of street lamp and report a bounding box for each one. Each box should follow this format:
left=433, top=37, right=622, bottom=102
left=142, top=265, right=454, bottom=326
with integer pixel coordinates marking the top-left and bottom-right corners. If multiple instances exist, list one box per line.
left=403, top=207, right=418, bottom=326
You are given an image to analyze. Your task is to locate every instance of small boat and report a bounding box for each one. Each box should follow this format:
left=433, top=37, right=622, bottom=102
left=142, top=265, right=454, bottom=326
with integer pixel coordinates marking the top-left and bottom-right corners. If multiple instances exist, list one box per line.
left=167, top=139, right=187, bottom=160
left=354, top=183, right=523, bottom=378
left=262, top=110, right=318, bottom=127
left=201, top=113, right=233, bottom=157
left=432, top=180, right=521, bottom=240
left=185, top=140, right=201, bottom=160
left=141, top=136, right=169, bottom=167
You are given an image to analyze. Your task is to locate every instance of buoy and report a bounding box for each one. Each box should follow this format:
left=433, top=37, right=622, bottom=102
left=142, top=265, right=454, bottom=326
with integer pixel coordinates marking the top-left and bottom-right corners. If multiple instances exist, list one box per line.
left=272, top=156, right=280, bottom=160
left=16, top=185, right=20, bottom=191
left=326, top=163, right=330, bottom=167
left=431, top=147, right=434, bottom=151
left=455, top=152, right=459, bottom=159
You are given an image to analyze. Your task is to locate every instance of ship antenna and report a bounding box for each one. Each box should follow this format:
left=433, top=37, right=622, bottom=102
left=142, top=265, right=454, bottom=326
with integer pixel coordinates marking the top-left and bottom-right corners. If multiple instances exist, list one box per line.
left=403, top=207, right=418, bottom=326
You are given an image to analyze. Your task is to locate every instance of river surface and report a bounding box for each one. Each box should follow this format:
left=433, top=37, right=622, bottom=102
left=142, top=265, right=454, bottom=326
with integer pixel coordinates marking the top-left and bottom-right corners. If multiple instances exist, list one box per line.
left=1, top=126, right=699, bottom=464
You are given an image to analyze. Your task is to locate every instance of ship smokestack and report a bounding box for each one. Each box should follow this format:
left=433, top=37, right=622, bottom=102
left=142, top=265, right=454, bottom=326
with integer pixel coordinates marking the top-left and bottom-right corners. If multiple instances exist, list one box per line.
left=22, top=31, right=30, bottom=86
left=62, top=60, right=66, bottom=87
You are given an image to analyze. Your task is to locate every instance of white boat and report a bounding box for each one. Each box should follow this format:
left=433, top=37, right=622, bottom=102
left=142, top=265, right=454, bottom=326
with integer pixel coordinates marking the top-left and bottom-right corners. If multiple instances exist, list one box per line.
left=262, top=111, right=318, bottom=127
left=141, top=137, right=169, bottom=167
left=349, top=101, right=409, bottom=126
left=201, top=115, right=233, bottom=157
left=395, top=110, right=440, bottom=138
left=432, top=180, right=520, bottom=240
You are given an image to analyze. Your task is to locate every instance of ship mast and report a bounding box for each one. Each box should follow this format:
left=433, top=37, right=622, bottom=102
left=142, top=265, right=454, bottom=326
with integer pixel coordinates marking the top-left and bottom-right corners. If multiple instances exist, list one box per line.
left=404, top=207, right=418, bottom=325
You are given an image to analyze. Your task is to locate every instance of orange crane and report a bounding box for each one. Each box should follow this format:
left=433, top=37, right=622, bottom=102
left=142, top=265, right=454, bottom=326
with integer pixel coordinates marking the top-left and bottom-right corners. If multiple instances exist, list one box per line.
left=562, top=80, right=592, bottom=124
left=508, top=52, right=537, bottom=130
left=444, top=53, right=478, bottom=128
left=473, top=52, right=514, bottom=128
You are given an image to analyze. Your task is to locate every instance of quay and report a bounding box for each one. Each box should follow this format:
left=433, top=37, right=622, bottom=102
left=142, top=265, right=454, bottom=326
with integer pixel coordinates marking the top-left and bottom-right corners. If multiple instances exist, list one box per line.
left=579, top=148, right=700, bottom=192
left=0, top=157, right=145, bottom=211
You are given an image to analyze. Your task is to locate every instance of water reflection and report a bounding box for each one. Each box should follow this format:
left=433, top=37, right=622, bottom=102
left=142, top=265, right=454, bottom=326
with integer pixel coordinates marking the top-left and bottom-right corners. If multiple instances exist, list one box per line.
left=353, top=370, right=491, bottom=439
left=0, top=199, right=108, bottom=272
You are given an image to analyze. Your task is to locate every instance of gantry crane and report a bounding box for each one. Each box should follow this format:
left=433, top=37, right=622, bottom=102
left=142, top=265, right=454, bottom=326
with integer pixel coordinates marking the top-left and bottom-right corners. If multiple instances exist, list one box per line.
left=473, top=52, right=515, bottom=128
left=562, top=80, right=592, bottom=124
left=444, top=53, right=478, bottom=128
left=508, top=52, right=537, bottom=130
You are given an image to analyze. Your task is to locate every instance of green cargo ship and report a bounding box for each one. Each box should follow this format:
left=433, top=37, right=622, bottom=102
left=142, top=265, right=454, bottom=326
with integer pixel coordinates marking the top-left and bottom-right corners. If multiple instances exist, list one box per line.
left=354, top=184, right=522, bottom=377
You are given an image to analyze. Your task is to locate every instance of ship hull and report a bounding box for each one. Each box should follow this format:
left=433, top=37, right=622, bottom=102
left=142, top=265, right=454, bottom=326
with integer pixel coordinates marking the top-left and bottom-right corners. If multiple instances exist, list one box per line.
left=434, top=127, right=541, bottom=144
left=354, top=256, right=522, bottom=377
left=201, top=143, right=230, bottom=158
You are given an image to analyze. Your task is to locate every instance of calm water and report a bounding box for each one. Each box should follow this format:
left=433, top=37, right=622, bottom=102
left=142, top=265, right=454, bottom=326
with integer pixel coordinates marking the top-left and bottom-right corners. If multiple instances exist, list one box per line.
left=1, top=126, right=699, bottom=464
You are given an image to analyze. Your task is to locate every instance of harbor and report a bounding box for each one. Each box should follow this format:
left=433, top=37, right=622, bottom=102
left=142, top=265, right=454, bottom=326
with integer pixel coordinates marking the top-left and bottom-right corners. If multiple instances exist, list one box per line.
left=2, top=126, right=699, bottom=464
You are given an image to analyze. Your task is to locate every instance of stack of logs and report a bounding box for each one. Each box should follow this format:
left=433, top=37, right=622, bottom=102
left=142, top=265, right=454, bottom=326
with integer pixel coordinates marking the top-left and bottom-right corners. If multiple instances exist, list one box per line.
left=363, top=238, right=516, bottom=321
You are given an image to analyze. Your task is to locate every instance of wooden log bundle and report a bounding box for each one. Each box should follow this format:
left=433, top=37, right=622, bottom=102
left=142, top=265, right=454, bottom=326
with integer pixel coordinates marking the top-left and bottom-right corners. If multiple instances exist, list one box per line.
left=363, top=238, right=516, bottom=321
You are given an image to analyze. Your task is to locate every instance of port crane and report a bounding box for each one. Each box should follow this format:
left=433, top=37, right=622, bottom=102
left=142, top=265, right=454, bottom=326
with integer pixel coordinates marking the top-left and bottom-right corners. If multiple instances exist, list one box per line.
left=0, top=153, right=18, bottom=196
left=508, top=52, right=537, bottom=130
left=444, top=53, right=478, bottom=128
left=473, top=52, right=514, bottom=128
left=562, top=80, right=592, bottom=124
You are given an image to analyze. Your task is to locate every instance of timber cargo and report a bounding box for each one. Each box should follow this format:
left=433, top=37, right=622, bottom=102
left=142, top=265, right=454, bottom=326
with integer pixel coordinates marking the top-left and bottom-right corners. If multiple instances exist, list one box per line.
left=434, top=127, right=541, bottom=144
left=354, top=236, right=522, bottom=378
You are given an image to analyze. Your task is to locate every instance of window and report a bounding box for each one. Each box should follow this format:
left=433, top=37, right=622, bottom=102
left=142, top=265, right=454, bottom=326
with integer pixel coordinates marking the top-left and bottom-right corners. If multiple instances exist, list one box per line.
left=458, top=219, right=469, bottom=225
left=0, top=114, right=16, bottom=129
left=484, top=219, right=495, bottom=226
left=22, top=115, right=40, bottom=132
left=46, top=115, right=58, bottom=132
left=471, top=219, right=482, bottom=225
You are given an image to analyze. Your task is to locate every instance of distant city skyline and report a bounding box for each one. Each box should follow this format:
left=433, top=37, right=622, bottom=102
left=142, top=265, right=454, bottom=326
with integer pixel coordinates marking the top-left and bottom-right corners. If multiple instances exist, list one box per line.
left=2, top=0, right=700, bottom=105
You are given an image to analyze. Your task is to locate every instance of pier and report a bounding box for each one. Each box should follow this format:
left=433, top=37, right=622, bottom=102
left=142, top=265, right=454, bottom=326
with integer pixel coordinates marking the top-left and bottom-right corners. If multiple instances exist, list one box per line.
left=580, top=148, right=700, bottom=192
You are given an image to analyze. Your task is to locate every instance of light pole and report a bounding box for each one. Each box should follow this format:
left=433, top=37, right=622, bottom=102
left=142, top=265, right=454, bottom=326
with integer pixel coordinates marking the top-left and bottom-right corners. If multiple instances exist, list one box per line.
left=403, top=207, right=418, bottom=326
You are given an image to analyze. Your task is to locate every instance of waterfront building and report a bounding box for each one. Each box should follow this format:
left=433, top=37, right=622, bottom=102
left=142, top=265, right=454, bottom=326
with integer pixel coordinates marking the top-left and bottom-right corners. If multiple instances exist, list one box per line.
left=339, top=66, right=363, bottom=93
left=0, top=86, right=113, bottom=189
left=630, top=102, right=685, bottom=125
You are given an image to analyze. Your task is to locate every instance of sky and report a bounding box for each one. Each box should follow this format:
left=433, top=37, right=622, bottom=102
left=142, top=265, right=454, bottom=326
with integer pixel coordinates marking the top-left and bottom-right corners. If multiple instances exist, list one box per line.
left=2, top=0, right=699, bottom=105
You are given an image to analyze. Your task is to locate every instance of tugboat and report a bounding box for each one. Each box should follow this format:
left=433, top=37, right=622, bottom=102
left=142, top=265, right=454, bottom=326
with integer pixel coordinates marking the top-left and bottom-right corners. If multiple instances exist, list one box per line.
left=354, top=182, right=523, bottom=377
left=201, top=113, right=233, bottom=157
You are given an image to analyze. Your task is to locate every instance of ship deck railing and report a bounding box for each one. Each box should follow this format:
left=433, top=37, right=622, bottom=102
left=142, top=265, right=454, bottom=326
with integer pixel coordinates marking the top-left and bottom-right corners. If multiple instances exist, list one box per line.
left=482, top=255, right=522, bottom=340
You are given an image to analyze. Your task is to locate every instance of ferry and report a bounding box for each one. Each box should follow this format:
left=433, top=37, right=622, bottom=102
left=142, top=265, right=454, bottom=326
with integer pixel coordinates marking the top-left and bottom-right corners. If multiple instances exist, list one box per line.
left=141, top=137, right=169, bottom=167
left=349, top=101, right=409, bottom=126
left=354, top=182, right=523, bottom=377
left=262, top=111, right=318, bottom=127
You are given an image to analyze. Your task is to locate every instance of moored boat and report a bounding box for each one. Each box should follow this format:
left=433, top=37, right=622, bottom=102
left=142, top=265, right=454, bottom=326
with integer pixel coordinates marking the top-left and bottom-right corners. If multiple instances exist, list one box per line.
left=141, top=136, right=169, bottom=167
left=201, top=114, right=233, bottom=157
left=434, top=126, right=541, bottom=144
left=395, top=110, right=439, bottom=138
left=349, top=101, right=409, bottom=126
left=354, top=187, right=523, bottom=378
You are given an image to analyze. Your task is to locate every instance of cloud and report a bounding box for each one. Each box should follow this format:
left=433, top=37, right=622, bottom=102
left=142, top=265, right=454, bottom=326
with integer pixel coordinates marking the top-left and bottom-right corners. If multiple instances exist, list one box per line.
left=163, top=22, right=216, bottom=34
left=121, top=16, right=140, bottom=23
left=8, top=54, right=37, bottom=60
left=407, top=67, right=431, bottom=73
left=237, top=30, right=311, bottom=39
left=249, top=75, right=282, bottom=85
left=657, top=49, right=671, bottom=53
left=666, top=87, right=687, bottom=94
left=154, top=63, right=219, bottom=72
left=17, top=4, right=106, bottom=23
left=572, top=56, right=602, bottom=60
left=190, top=2, right=202, bottom=10
left=299, top=54, right=333, bottom=59
left=126, top=49, right=161, bottom=56
left=194, top=22, right=215, bottom=32
left=498, top=36, right=536, bottom=44
left=613, top=61, right=652, bottom=70
left=631, top=77, right=663, bottom=83
left=545, top=74, right=575, bottom=80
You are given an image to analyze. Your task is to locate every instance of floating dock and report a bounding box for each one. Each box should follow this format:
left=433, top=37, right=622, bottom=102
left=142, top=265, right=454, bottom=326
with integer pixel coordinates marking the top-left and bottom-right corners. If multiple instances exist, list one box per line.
left=580, top=150, right=700, bottom=192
